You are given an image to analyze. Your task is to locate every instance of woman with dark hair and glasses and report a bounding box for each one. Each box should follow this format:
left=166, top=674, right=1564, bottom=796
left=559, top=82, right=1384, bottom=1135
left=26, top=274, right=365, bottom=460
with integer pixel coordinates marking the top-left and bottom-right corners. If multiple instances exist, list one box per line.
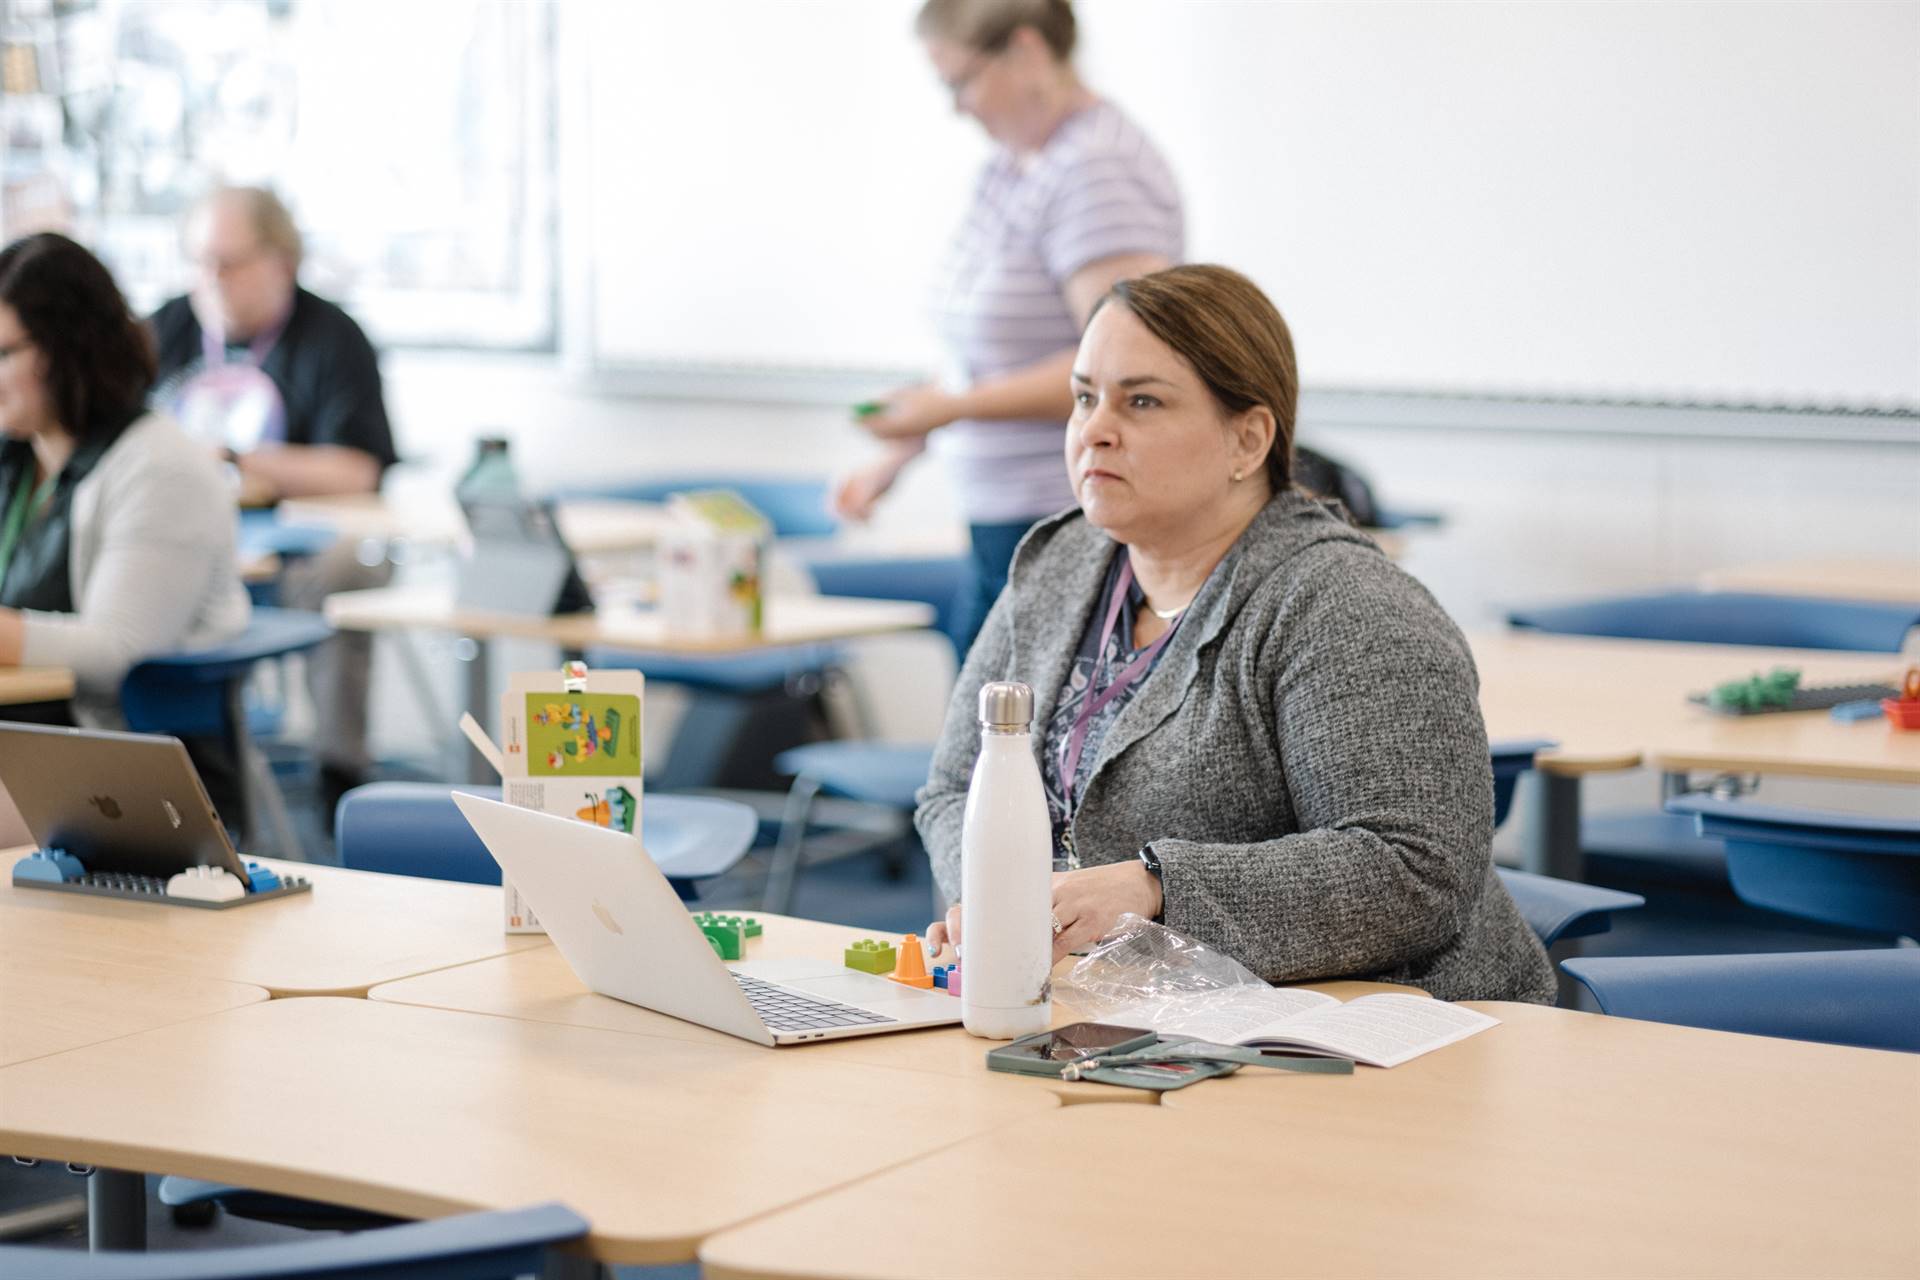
left=834, top=0, right=1183, bottom=655
left=0, top=233, right=248, bottom=788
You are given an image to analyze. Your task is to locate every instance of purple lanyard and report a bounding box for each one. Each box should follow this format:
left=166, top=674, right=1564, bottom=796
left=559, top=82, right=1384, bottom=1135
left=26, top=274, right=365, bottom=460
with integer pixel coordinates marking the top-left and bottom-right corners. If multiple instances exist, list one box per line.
left=1058, top=556, right=1182, bottom=817
left=201, top=306, right=290, bottom=369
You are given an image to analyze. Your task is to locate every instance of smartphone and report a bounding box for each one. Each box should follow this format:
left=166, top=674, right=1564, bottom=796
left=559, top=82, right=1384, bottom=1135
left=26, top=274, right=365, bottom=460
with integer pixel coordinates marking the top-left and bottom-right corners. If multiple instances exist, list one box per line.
left=985, top=1022, right=1161, bottom=1078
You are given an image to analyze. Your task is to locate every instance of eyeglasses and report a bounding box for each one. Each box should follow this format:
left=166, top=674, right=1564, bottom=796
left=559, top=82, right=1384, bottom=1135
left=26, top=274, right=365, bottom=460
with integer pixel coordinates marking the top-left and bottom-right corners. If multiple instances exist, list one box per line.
left=940, top=47, right=1000, bottom=104
left=193, top=245, right=270, bottom=279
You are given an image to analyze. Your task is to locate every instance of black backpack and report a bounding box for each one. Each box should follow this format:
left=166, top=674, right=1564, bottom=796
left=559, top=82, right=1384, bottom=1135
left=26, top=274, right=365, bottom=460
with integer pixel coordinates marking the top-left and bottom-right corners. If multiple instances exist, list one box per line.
left=1292, top=444, right=1380, bottom=528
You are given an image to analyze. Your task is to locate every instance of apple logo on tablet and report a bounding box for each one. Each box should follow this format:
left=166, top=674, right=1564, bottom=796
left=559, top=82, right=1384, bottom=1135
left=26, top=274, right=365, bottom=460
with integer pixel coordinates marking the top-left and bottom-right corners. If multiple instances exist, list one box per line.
left=88, top=795, right=122, bottom=820
left=591, top=900, right=624, bottom=935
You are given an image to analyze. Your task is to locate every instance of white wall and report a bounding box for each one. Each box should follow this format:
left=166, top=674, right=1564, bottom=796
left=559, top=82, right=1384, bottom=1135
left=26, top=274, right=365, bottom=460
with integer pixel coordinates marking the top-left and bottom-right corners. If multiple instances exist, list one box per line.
left=573, top=0, right=1920, bottom=408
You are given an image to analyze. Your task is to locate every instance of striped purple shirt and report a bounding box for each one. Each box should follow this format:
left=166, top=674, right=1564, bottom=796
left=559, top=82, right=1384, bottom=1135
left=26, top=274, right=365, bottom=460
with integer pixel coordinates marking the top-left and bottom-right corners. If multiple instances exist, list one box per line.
left=930, top=100, right=1184, bottom=523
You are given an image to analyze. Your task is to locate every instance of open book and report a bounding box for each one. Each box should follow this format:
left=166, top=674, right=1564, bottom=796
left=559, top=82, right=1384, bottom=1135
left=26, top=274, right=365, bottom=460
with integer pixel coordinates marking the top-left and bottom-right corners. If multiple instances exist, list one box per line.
left=1104, top=987, right=1498, bottom=1068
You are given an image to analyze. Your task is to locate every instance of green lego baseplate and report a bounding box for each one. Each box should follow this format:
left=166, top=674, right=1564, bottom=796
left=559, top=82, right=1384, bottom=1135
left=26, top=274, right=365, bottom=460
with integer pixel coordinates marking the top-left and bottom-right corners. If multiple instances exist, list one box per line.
left=844, top=938, right=897, bottom=974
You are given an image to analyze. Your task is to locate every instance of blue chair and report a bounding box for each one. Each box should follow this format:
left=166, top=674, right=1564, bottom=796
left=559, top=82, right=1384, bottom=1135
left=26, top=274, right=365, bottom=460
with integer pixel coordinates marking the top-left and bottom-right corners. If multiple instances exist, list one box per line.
left=335, top=782, right=759, bottom=898
left=1668, top=795, right=1920, bottom=938
left=1560, top=950, right=1920, bottom=1053
left=762, top=556, right=966, bottom=914
left=1489, top=738, right=1556, bottom=830
left=0, top=1201, right=588, bottom=1279
left=553, top=475, right=837, bottom=538
left=236, top=509, right=341, bottom=607
left=1507, top=590, right=1920, bottom=653
left=1495, top=868, right=1644, bottom=949
left=121, top=607, right=334, bottom=859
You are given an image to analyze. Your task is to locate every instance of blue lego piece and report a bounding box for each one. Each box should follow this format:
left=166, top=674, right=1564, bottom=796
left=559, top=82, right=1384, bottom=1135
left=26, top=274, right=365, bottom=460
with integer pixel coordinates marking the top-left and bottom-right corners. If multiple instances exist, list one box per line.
left=243, top=861, right=282, bottom=892
left=932, top=965, right=949, bottom=989
left=13, top=848, right=84, bottom=884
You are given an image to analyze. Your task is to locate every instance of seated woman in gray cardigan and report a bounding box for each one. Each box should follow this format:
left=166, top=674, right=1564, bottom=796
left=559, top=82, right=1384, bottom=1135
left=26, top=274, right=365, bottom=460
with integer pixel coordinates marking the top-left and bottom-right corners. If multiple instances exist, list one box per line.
left=0, top=234, right=249, bottom=800
left=919, top=264, right=1554, bottom=1003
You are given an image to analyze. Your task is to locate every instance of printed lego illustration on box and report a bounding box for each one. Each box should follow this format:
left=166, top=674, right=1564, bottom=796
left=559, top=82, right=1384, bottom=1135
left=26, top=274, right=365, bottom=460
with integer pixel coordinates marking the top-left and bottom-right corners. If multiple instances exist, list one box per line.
left=524, top=693, right=642, bottom=778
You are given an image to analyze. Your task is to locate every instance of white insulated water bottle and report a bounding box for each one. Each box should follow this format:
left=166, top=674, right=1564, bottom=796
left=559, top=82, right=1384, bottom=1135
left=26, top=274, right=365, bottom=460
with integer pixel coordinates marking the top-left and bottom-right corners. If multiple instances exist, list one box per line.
left=960, top=681, right=1054, bottom=1040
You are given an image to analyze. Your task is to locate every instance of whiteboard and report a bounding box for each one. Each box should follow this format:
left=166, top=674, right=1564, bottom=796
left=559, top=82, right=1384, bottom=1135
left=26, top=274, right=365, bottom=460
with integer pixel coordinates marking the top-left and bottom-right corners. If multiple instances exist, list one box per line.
left=577, top=0, right=1919, bottom=412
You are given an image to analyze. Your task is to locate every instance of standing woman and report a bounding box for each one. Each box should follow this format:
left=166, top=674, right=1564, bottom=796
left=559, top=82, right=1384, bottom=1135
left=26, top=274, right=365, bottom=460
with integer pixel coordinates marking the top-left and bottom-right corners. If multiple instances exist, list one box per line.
left=0, top=234, right=250, bottom=804
left=833, top=0, right=1182, bottom=652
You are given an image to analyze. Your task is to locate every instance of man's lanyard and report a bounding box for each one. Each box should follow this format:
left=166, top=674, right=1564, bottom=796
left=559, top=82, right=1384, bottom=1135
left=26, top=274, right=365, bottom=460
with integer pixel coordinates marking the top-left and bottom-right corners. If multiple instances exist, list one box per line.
left=0, top=466, right=59, bottom=588
left=200, top=304, right=291, bottom=370
left=1058, top=555, right=1183, bottom=819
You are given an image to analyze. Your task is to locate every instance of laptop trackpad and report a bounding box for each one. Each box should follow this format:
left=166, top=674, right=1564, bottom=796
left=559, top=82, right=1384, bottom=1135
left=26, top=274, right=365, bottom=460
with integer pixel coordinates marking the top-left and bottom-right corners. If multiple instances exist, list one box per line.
left=778, top=972, right=948, bottom=1009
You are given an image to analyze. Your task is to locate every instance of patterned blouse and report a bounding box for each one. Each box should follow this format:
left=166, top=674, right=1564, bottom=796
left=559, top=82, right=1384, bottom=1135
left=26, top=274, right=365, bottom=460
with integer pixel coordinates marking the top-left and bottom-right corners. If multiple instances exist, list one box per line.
left=1040, top=549, right=1185, bottom=866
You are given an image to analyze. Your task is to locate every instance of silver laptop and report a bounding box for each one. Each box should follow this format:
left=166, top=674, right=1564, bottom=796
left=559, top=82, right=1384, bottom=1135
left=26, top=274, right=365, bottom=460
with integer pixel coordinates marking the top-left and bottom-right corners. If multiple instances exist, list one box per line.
left=454, top=794, right=961, bottom=1046
left=0, top=723, right=256, bottom=885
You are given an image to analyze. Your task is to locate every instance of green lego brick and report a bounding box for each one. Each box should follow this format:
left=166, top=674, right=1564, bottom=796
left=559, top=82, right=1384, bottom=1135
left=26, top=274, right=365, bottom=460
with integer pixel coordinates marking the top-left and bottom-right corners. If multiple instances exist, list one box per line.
left=844, top=938, right=896, bottom=974
left=698, top=918, right=745, bottom=961
left=695, top=911, right=765, bottom=940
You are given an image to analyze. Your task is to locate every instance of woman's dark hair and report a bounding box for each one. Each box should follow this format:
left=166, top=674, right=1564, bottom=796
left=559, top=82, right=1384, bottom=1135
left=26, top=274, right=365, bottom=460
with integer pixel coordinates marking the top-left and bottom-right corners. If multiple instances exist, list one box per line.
left=1094, top=264, right=1299, bottom=493
left=915, top=0, right=1076, bottom=60
left=0, top=232, right=155, bottom=441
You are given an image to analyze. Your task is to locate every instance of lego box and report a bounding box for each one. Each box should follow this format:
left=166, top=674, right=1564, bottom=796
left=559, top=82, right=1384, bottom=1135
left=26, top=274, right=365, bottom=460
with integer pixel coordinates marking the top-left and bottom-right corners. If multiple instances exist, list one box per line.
left=657, top=489, right=771, bottom=639
left=484, top=663, right=645, bottom=934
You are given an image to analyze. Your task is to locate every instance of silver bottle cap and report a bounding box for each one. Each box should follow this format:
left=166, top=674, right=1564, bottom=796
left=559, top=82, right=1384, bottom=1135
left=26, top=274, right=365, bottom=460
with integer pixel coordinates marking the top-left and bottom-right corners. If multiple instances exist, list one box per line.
left=977, top=681, right=1034, bottom=732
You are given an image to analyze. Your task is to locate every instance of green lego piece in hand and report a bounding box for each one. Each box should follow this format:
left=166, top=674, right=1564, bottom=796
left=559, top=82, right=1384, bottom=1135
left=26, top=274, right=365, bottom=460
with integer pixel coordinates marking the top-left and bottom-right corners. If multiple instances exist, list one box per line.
left=844, top=938, right=897, bottom=974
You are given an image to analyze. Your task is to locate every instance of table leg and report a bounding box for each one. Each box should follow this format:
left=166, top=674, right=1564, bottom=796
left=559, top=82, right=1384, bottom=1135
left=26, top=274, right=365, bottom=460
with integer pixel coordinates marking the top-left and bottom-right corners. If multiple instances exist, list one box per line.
left=1521, top=769, right=1584, bottom=883
left=87, top=1168, right=144, bottom=1251
left=463, top=635, right=494, bottom=785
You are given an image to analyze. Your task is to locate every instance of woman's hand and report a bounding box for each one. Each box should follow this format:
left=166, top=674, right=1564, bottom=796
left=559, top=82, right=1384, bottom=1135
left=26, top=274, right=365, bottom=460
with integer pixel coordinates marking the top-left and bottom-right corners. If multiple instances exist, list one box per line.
left=856, top=383, right=962, bottom=442
left=926, top=903, right=964, bottom=957
left=1049, top=862, right=1163, bottom=964
left=829, top=438, right=925, bottom=522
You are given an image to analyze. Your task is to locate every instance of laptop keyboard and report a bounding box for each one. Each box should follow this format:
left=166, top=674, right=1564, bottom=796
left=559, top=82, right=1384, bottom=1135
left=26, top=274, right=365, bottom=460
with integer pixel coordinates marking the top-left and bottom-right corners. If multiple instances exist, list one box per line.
left=732, top=972, right=898, bottom=1034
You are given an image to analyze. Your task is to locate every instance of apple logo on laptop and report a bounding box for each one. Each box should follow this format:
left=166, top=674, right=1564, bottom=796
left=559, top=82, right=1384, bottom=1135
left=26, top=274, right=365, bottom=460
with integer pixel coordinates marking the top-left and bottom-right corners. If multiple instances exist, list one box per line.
left=591, top=900, right=624, bottom=935
left=88, top=795, right=122, bottom=820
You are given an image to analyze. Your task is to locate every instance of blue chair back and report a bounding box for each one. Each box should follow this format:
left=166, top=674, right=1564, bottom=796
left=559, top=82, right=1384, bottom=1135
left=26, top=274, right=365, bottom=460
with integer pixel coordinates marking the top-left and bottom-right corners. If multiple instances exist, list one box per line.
left=1488, top=739, right=1555, bottom=830
left=337, top=782, right=758, bottom=894
left=1507, top=590, right=1920, bottom=653
left=0, top=1202, right=588, bottom=1280
left=1495, top=867, right=1644, bottom=948
left=1669, top=795, right=1920, bottom=937
left=553, top=476, right=836, bottom=539
left=1561, top=950, right=1920, bottom=1053
left=800, top=554, right=969, bottom=658
left=121, top=607, right=334, bottom=738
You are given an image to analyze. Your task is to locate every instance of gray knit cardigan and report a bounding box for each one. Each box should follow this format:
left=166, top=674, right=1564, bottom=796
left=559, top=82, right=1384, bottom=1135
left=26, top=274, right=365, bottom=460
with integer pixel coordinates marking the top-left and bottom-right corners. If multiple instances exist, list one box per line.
left=916, top=491, right=1556, bottom=1004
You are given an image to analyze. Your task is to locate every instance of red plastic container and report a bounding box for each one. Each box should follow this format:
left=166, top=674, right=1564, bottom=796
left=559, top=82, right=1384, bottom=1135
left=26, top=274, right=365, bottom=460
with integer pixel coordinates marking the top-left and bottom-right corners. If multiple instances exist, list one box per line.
left=1882, top=670, right=1920, bottom=731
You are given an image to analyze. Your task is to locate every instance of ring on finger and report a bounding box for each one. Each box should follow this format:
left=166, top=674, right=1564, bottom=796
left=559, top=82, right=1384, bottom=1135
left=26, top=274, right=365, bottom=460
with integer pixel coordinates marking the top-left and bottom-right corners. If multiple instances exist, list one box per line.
left=1050, top=911, right=1064, bottom=938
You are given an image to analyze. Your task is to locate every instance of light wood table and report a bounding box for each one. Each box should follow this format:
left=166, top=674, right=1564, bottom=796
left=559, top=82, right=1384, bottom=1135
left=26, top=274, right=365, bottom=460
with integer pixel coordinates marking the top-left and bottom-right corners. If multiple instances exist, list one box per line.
left=0, top=666, right=75, bottom=707
left=0, top=953, right=266, bottom=1068
left=327, top=585, right=936, bottom=781
left=1698, top=556, right=1920, bottom=607
left=370, top=913, right=1419, bottom=1106
left=701, top=1002, right=1920, bottom=1279
left=1470, top=630, right=1911, bottom=877
left=0, top=851, right=547, bottom=998
left=324, top=585, right=933, bottom=655
left=0, top=996, right=1058, bottom=1265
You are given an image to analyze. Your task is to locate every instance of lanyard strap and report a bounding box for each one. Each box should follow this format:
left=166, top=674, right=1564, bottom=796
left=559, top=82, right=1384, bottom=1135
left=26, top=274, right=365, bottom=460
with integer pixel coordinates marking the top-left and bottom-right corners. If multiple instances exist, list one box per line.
left=1058, top=556, right=1182, bottom=816
left=201, top=304, right=291, bottom=370
left=0, top=466, right=57, bottom=588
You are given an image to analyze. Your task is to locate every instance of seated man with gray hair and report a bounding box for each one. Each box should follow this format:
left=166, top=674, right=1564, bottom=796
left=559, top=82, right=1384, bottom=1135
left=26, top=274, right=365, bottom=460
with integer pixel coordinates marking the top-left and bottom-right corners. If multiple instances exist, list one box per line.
left=150, top=185, right=400, bottom=816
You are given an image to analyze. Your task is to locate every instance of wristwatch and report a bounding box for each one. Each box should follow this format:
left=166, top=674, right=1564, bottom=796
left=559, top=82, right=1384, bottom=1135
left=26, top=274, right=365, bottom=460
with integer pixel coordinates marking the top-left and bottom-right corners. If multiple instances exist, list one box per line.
left=1137, top=843, right=1165, bottom=920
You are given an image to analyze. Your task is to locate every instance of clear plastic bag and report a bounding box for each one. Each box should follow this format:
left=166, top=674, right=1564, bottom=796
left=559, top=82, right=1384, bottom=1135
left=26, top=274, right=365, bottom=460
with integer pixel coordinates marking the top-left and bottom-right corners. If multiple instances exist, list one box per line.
left=1053, top=913, right=1266, bottom=1020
